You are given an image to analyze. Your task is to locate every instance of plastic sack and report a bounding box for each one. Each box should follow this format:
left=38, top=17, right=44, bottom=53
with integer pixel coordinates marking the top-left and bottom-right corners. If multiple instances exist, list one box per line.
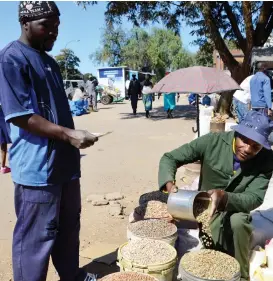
left=250, top=247, right=267, bottom=281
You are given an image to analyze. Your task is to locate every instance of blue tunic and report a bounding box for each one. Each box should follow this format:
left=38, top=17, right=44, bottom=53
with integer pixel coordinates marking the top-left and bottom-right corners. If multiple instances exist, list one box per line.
left=0, top=41, right=80, bottom=186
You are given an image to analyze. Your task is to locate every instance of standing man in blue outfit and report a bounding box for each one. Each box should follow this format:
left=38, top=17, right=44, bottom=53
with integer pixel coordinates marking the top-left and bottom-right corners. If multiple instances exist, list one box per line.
left=250, top=62, right=272, bottom=117
left=0, top=2, right=98, bottom=281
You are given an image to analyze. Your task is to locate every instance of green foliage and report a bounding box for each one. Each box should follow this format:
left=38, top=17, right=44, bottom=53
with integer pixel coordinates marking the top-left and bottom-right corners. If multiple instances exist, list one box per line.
left=122, top=28, right=151, bottom=71
left=78, top=1, right=273, bottom=113
left=147, top=28, right=194, bottom=74
left=91, top=26, right=194, bottom=80
left=83, top=73, right=96, bottom=82
left=79, top=2, right=273, bottom=80
left=90, top=25, right=127, bottom=67
left=55, top=48, right=82, bottom=80
left=195, top=41, right=214, bottom=67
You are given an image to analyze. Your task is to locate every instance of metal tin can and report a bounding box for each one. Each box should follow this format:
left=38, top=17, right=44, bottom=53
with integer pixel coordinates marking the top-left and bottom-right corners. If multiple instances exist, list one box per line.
left=167, top=189, right=210, bottom=221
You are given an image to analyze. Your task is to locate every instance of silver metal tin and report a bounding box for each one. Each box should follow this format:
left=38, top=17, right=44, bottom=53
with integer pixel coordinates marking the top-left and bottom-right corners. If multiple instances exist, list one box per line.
left=167, top=189, right=210, bottom=221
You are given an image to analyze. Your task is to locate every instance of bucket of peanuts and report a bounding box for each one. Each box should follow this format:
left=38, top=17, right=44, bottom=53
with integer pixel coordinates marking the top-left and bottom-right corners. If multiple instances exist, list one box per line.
left=178, top=249, right=240, bottom=281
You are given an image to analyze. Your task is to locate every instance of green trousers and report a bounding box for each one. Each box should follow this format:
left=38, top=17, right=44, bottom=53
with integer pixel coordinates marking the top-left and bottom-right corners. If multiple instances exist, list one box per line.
left=209, top=212, right=253, bottom=279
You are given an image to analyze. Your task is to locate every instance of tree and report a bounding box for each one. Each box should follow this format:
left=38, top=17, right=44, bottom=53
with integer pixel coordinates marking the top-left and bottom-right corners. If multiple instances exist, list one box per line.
left=122, top=28, right=151, bottom=72
left=90, top=25, right=127, bottom=66
left=83, top=73, right=96, bottom=82
left=78, top=1, right=273, bottom=112
left=55, top=48, right=82, bottom=80
left=195, top=42, right=214, bottom=67
left=90, top=25, right=194, bottom=80
left=147, top=28, right=194, bottom=78
left=195, top=40, right=237, bottom=67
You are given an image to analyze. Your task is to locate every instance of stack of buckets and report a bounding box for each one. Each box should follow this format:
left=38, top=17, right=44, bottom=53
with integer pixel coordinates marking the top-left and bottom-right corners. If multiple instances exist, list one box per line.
left=116, top=215, right=178, bottom=281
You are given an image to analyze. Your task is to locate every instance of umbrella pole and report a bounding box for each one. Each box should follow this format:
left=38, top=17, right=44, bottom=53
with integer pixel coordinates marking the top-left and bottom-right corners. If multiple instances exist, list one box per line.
left=196, top=95, right=200, bottom=137
left=191, top=94, right=200, bottom=137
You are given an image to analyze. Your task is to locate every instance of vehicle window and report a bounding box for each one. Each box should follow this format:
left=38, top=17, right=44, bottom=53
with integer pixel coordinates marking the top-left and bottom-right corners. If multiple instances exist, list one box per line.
left=72, top=82, right=78, bottom=88
left=65, top=81, right=70, bottom=89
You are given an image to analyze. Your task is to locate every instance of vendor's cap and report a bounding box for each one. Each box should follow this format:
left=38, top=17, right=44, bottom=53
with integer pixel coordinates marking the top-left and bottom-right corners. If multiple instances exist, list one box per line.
left=19, top=1, right=60, bottom=23
left=231, top=111, right=273, bottom=150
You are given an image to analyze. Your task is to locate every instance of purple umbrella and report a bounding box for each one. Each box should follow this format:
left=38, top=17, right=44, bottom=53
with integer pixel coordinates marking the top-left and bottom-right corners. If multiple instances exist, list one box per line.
left=152, top=66, right=241, bottom=136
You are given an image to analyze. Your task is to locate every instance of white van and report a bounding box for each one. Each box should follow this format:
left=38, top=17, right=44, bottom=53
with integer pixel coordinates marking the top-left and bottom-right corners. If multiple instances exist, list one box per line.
left=63, top=80, right=85, bottom=99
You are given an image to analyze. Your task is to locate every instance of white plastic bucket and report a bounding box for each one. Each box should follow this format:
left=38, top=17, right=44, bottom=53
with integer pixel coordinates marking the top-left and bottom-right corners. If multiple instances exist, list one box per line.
left=199, top=116, right=211, bottom=136
left=199, top=106, right=213, bottom=136
left=100, top=272, right=159, bottom=281
left=199, top=106, right=214, bottom=117
left=118, top=241, right=177, bottom=281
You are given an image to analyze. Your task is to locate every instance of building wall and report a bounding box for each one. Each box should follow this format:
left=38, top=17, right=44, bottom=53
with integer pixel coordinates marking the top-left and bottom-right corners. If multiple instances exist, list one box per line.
left=213, top=49, right=244, bottom=70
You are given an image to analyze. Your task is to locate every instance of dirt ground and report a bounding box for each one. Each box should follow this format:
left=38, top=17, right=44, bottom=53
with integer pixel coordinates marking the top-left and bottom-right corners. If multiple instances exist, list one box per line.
left=0, top=96, right=196, bottom=280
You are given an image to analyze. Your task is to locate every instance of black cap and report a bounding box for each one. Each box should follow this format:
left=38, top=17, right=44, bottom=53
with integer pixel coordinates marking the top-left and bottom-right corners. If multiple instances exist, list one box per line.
left=19, top=1, right=60, bottom=23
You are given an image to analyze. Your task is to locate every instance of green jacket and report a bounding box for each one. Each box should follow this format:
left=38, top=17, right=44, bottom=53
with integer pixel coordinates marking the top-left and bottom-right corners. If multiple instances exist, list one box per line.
left=159, top=131, right=273, bottom=213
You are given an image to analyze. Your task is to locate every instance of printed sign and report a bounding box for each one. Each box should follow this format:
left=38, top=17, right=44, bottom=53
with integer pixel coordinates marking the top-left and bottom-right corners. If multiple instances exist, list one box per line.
left=97, top=67, right=126, bottom=97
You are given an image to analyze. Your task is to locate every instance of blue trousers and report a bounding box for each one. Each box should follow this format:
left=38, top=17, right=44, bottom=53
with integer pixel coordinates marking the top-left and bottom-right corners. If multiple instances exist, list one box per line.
left=12, top=180, right=82, bottom=281
left=232, top=98, right=249, bottom=123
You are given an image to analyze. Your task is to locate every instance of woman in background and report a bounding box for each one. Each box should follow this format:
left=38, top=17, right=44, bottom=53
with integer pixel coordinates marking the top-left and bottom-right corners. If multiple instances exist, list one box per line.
left=142, top=76, right=153, bottom=118
left=164, top=92, right=177, bottom=118
left=0, top=105, right=11, bottom=174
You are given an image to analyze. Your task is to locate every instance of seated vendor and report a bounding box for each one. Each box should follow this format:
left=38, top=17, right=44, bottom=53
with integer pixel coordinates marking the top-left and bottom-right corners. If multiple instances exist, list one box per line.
left=72, top=86, right=87, bottom=101
left=158, top=111, right=273, bottom=281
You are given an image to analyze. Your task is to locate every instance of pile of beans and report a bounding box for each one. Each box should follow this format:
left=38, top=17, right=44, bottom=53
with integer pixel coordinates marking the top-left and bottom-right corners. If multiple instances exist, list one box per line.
left=180, top=249, right=240, bottom=280
left=121, top=239, right=176, bottom=265
left=128, top=219, right=177, bottom=238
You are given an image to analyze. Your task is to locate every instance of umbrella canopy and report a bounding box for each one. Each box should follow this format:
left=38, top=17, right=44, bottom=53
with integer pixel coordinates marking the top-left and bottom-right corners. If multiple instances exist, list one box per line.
left=152, top=66, right=241, bottom=94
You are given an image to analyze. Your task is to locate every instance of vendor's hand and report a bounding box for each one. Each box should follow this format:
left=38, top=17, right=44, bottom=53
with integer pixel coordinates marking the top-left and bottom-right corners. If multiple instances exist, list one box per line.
left=165, top=182, right=178, bottom=193
left=268, top=109, right=273, bottom=117
left=65, top=129, right=98, bottom=149
left=207, top=189, right=228, bottom=218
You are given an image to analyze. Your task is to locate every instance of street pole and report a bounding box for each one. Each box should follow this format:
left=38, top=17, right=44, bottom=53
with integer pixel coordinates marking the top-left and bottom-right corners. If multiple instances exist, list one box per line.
left=64, top=39, right=80, bottom=80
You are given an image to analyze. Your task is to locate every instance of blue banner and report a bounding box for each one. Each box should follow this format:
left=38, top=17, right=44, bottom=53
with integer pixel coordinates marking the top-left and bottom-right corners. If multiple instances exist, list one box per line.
left=99, top=68, right=123, bottom=78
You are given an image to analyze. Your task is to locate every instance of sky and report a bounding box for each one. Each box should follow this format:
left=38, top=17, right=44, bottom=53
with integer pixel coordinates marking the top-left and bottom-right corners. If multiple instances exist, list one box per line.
left=0, top=1, right=198, bottom=75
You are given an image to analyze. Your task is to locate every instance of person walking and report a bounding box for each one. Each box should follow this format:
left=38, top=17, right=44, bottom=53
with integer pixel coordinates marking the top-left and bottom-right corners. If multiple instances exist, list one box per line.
left=128, top=74, right=141, bottom=115
left=86, top=76, right=98, bottom=112
left=0, top=2, right=98, bottom=280
left=142, top=75, right=153, bottom=118
left=233, top=75, right=253, bottom=123
left=164, top=92, right=177, bottom=118
left=0, top=104, right=11, bottom=174
left=250, top=62, right=272, bottom=117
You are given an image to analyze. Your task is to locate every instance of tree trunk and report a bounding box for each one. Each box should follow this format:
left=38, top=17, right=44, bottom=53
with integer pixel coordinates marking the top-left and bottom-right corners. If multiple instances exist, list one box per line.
left=217, top=48, right=252, bottom=115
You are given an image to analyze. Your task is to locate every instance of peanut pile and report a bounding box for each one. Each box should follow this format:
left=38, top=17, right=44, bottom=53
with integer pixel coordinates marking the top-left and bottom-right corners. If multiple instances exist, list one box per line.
left=180, top=249, right=240, bottom=280
left=121, top=239, right=176, bottom=265
left=128, top=219, right=177, bottom=238
left=134, top=200, right=171, bottom=220
left=194, top=200, right=213, bottom=247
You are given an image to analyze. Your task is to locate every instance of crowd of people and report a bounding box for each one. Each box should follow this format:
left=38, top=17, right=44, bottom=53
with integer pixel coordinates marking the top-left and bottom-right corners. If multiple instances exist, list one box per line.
left=0, top=2, right=273, bottom=281
left=127, top=73, right=179, bottom=118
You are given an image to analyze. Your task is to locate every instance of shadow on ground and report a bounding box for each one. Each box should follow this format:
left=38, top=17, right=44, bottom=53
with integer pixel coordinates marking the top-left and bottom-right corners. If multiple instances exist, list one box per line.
left=98, top=107, right=114, bottom=110
left=82, top=250, right=119, bottom=279
left=120, top=105, right=197, bottom=121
